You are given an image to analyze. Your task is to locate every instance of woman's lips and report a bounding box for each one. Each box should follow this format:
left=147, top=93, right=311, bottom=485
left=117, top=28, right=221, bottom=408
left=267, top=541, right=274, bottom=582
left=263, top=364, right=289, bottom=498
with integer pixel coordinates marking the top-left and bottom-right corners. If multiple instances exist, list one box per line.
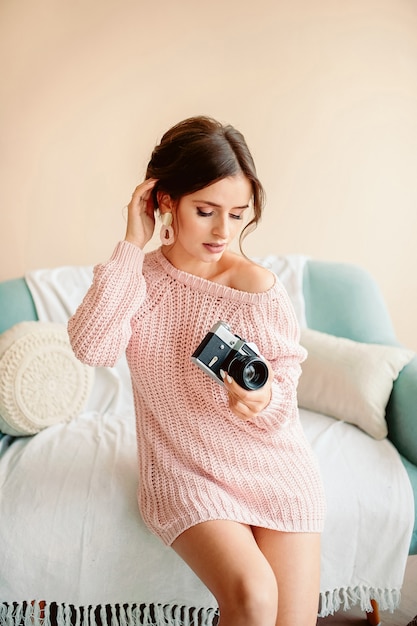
left=203, top=243, right=226, bottom=253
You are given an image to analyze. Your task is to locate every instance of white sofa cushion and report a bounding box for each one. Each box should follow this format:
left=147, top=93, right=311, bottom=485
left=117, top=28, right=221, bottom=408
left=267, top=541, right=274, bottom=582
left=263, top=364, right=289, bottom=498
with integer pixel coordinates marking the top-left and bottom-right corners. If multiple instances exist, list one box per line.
left=297, top=328, right=414, bottom=439
left=0, top=321, right=93, bottom=436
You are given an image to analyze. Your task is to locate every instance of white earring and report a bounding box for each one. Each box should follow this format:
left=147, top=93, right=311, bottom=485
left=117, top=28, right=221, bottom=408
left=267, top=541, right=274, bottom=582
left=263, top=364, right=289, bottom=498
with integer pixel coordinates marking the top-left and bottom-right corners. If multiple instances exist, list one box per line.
left=160, top=212, right=175, bottom=246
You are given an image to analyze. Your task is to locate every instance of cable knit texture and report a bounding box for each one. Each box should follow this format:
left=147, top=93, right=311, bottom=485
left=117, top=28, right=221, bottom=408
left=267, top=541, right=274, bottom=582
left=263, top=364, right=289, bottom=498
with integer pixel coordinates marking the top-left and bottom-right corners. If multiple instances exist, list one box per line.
left=68, top=241, right=326, bottom=545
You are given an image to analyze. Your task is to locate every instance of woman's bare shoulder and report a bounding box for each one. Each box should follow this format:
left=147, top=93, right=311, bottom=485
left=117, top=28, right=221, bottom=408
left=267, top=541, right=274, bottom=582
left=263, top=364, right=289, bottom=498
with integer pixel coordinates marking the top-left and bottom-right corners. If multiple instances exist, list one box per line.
left=230, top=255, right=276, bottom=293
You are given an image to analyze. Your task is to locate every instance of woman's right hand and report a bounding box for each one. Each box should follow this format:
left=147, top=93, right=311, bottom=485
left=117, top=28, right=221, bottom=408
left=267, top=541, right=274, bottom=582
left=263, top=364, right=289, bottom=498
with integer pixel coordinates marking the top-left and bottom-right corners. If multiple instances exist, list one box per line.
left=124, top=178, right=158, bottom=249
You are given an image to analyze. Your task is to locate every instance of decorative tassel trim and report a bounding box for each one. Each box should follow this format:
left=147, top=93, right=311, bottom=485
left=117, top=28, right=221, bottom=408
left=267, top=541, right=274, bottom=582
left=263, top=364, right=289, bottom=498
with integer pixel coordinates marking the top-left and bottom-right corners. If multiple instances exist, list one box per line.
left=318, top=586, right=402, bottom=617
left=0, top=588, right=402, bottom=625
left=0, top=602, right=220, bottom=626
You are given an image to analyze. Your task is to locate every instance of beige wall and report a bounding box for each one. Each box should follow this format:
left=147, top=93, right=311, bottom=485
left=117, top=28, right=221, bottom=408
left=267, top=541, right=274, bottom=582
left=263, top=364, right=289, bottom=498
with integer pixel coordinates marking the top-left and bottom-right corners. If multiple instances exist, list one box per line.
left=1, top=0, right=417, bottom=349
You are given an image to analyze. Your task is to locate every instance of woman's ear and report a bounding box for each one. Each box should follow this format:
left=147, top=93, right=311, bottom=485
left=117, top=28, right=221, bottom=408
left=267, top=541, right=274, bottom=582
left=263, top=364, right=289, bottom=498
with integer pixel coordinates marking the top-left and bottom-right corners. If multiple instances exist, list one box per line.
left=157, top=191, right=173, bottom=213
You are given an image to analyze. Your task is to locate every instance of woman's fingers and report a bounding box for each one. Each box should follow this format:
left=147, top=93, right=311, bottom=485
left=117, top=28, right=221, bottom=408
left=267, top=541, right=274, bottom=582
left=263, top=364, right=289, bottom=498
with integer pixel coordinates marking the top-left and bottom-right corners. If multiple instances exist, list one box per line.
left=221, top=370, right=272, bottom=420
left=129, top=178, right=158, bottom=215
left=125, top=179, right=158, bottom=248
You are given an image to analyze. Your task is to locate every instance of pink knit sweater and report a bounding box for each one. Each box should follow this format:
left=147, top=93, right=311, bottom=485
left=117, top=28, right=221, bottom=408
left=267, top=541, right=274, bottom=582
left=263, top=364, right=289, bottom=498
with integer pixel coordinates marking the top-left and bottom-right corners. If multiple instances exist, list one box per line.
left=68, top=241, right=326, bottom=545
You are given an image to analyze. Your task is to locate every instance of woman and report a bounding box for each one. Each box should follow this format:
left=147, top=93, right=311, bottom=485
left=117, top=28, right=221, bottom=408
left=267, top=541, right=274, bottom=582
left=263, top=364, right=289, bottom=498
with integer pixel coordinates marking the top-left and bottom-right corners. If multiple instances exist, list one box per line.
left=68, top=116, right=326, bottom=626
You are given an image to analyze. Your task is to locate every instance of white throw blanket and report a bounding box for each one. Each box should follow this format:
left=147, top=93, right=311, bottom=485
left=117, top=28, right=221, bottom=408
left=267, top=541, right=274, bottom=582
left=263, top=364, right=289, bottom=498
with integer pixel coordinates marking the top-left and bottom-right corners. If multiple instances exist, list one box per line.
left=0, top=257, right=412, bottom=623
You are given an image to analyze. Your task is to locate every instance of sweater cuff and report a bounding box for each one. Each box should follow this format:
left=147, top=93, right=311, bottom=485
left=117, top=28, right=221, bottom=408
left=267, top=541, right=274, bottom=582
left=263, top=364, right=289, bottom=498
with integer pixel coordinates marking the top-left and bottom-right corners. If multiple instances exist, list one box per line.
left=250, top=387, right=288, bottom=431
left=109, top=240, right=145, bottom=273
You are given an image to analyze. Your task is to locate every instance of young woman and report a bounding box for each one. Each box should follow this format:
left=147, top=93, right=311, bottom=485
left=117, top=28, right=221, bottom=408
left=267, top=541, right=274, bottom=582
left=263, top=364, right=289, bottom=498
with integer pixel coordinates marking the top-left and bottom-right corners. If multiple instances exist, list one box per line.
left=68, top=116, right=326, bottom=626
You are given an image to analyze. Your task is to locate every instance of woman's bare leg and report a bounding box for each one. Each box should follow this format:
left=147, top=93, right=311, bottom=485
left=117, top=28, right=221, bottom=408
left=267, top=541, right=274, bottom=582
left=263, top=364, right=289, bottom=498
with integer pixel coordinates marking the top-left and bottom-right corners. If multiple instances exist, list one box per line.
left=252, top=527, right=321, bottom=626
left=172, top=520, right=278, bottom=626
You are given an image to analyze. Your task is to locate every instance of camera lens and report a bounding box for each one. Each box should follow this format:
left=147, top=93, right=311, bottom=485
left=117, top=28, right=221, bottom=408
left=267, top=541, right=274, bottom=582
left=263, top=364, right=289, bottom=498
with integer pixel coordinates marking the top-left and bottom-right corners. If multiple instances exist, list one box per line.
left=228, top=355, right=269, bottom=390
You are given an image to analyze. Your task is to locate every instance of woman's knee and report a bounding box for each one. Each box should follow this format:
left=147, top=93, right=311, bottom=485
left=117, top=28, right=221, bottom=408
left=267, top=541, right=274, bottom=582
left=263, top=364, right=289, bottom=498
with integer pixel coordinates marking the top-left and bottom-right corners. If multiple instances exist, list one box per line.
left=219, top=566, right=278, bottom=624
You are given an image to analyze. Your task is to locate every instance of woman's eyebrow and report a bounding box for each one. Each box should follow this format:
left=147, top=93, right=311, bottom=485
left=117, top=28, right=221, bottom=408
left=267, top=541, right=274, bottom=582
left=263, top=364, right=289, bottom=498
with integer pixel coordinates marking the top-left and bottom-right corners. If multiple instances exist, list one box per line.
left=193, top=199, right=249, bottom=209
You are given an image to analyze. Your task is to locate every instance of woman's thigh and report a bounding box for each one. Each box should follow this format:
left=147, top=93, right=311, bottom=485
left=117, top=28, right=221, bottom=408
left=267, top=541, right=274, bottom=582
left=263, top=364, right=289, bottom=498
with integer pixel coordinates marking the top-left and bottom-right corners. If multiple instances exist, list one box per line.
left=172, top=520, right=278, bottom=625
left=252, top=527, right=321, bottom=626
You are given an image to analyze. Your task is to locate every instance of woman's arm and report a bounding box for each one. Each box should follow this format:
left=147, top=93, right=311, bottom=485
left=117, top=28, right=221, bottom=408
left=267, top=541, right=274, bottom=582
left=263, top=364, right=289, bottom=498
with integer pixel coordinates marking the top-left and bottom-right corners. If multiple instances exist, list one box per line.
left=69, top=179, right=158, bottom=367
left=68, top=240, right=146, bottom=368
left=223, top=277, right=305, bottom=430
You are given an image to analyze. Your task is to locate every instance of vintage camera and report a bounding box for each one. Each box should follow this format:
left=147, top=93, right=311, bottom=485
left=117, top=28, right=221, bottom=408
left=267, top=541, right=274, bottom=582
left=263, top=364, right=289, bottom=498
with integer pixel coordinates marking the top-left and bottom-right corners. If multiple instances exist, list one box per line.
left=191, top=321, right=269, bottom=390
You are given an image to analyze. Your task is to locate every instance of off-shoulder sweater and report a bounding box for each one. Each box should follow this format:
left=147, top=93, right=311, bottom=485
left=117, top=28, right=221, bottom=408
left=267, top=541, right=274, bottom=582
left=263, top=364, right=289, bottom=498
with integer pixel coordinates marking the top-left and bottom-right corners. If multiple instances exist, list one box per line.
left=68, top=241, right=326, bottom=545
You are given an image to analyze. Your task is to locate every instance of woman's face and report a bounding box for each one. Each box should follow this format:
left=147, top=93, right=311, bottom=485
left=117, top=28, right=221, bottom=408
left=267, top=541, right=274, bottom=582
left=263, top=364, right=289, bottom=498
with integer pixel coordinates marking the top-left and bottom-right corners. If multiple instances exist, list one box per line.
left=168, top=175, right=252, bottom=270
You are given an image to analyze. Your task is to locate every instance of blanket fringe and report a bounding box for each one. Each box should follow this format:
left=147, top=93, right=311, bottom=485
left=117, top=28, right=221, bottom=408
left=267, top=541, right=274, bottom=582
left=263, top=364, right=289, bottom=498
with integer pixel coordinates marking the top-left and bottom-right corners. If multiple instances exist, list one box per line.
left=318, top=586, right=402, bottom=617
left=0, top=589, right=402, bottom=625
left=0, top=603, right=220, bottom=626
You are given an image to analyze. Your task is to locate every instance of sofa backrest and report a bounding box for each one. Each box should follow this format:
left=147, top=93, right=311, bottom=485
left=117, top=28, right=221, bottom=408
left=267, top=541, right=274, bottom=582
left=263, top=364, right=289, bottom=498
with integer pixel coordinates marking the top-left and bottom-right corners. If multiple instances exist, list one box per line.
left=303, top=259, right=398, bottom=346
left=0, top=277, right=38, bottom=334
left=0, top=260, right=403, bottom=345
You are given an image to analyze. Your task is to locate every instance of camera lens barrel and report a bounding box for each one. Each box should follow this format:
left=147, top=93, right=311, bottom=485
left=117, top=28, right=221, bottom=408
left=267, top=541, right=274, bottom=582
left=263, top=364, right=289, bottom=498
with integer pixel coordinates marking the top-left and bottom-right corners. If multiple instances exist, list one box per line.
left=228, top=355, right=269, bottom=390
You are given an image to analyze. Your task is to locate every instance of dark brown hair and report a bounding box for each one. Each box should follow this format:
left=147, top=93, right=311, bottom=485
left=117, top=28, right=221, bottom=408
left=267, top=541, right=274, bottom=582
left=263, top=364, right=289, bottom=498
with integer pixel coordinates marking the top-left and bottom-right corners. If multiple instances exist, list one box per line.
left=145, top=116, right=265, bottom=251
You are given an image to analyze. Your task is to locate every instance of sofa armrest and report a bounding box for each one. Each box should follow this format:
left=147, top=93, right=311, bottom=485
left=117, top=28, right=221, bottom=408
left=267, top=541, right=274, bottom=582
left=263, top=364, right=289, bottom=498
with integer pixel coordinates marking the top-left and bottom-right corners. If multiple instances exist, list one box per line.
left=399, top=454, right=417, bottom=554
left=387, top=358, right=417, bottom=467
left=0, top=277, right=38, bottom=334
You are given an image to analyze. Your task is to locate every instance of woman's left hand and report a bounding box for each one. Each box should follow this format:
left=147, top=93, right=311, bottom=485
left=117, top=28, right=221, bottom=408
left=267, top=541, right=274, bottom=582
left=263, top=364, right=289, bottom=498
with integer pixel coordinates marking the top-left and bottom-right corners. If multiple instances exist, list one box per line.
left=221, top=366, right=273, bottom=421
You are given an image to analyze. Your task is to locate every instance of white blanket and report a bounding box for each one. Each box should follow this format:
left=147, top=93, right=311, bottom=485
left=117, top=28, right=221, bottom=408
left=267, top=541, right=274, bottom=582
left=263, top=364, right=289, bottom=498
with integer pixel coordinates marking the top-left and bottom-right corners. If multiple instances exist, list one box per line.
left=0, top=258, right=412, bottom=622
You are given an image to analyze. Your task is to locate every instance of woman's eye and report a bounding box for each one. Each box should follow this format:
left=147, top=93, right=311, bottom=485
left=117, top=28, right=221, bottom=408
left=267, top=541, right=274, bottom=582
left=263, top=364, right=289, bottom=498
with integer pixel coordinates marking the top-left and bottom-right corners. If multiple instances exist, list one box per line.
left=196, top=208, right=213, bottom=217
left=196, top=208, right=243, bottom=220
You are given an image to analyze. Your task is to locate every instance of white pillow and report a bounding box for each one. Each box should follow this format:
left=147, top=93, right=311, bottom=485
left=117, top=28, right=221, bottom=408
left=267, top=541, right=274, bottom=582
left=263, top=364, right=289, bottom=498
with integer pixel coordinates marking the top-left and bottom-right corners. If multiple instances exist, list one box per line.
left=297, top=328, right=414, bottom=439
left=0, top=321, right=94, bottom=436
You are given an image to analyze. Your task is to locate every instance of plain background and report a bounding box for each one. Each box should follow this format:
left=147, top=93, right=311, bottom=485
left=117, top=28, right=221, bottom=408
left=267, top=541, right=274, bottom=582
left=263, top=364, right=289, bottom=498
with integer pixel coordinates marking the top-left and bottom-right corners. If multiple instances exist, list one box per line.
left=1, top=0, right=417, bottom=350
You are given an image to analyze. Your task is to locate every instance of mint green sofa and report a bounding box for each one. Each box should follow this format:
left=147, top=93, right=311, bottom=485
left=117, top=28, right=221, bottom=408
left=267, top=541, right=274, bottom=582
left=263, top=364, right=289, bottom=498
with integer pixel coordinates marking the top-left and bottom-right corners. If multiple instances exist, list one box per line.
left=0, top=259, right=415, bottom=626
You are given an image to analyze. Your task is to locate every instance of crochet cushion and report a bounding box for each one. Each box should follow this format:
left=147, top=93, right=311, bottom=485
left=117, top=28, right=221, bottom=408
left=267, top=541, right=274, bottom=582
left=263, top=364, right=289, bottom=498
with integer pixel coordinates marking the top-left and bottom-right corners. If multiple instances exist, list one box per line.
left=298, top=328, right=414, bottom=440
left=0, top=321, right=93, bottom=436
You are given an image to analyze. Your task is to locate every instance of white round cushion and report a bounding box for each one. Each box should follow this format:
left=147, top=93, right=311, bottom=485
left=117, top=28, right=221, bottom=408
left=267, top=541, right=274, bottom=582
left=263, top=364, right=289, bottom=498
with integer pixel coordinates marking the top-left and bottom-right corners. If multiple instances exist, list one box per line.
left=0, top=321, right=94, bottom=436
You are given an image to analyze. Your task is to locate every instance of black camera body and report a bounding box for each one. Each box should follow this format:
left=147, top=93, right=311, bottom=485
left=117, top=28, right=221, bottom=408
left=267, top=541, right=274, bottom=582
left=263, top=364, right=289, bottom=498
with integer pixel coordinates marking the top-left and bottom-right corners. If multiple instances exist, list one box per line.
left=191, top=321, right=269, bottom=391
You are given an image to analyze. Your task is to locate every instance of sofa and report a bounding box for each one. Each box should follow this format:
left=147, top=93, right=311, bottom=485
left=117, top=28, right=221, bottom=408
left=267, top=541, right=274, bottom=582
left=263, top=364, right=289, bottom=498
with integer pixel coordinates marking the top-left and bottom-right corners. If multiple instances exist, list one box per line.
left=0, top=255, right=415, bottom=626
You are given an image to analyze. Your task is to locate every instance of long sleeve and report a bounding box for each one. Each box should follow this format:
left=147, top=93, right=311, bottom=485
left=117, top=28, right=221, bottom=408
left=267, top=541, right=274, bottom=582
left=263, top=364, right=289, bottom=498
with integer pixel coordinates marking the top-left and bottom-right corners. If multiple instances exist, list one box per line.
left=68, top=241, right=146, bottom=367
left=242, top=282, right=307, bottom=432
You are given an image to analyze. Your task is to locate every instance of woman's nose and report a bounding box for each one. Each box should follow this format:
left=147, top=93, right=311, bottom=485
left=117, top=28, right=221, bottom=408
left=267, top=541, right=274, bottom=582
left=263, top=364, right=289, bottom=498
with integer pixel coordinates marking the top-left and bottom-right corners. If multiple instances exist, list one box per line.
left=213, top=215, right=229, bottom=239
